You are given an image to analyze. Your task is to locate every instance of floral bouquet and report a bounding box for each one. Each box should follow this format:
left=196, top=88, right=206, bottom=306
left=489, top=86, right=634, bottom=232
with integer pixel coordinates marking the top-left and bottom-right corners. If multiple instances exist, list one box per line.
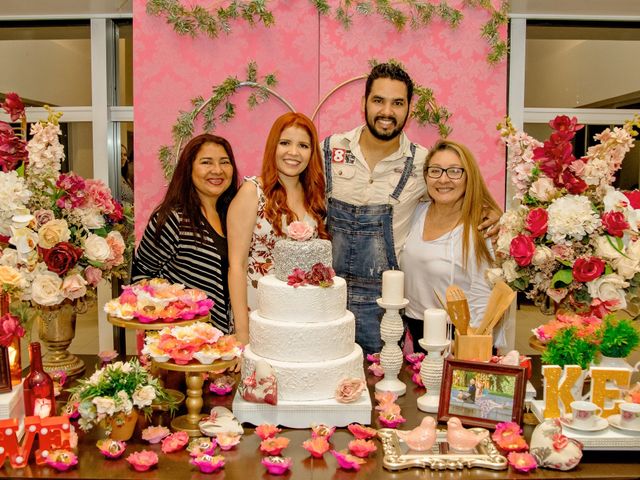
left=0, top=93, right=131, bottom=307
left=65, top=359, right=174, bottom=433
left=103, top=278, right=213, bottom=323
left=489, top=115, right=640, bottom=318
left=142, top=321, right=243, bottom=365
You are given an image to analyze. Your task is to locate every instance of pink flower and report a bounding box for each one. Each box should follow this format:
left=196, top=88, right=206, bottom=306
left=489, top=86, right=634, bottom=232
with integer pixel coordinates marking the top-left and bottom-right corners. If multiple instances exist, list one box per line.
left=126, top=450, right=158, bottom=472
left=44, top=449, right=78, bottom=472
left=255, top=423, right=281, bottom=440
left=98, top=349, right=118, bottom=363
left=374, top=391, right=398, bottom=406
left=492, top=423, right=528, bottom=452
left=310, top=423, right=335, bottom=440
left=507, top=452, right=537, bottom=473
left=572, top=257, right=605, bottom=283
left=404, top=352, right=425, bottom=364
left=305, top=263, right=335, bottom=287
left=0, top=313, right=25, bottom=347
left=624, top=190, right=640, bottom=209
left=347, top=423, right=377, bottom=440
left=259, top=436, right=289, bottom=456
left=525, top=208, right=548, bottom=238
left=191, top=454, right=225, bottom=473
left=287, top=267, right=307, bottom=287
left=1, top=93, right=25, bottom=121
left=368, top=363, right=384, bottom=377
left=161, top=431, right=189, bottom=453
left=348, top=439, right=377, bottom=458
left=549, top=115, right=583, bottom=137
left=336, top=378, right=366, bottom=403
left=411, top=372, right=424, bottom=387
left=331, top=449, right=366, bottom=471
left=141, top=425, right=170, bottom=444
left=366, top=353, right=380, bottom=363
left=187, top=437, right=217, bottom=457
left=378, top=412, right=406, bottom=428
left=602, top=211, right=630, bottom=237
left=287, top=221, right=314, bottom=241
left=510, top=234, right=536, bottom=267
left=216, top=432, right=241, bottom=450
left=302, top=436, right=330, bottom=458
left=261, top=456, right=292, bottom=475
left=552, top=432, right=569, bottom=451
left=96, top=438, right=126, bottom=459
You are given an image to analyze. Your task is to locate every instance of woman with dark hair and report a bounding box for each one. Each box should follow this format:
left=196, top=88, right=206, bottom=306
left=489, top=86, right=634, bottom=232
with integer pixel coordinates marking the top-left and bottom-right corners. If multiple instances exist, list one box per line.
left=132, top=133, right=238, bottom=333
left=228, top=112, right=328, bottom=344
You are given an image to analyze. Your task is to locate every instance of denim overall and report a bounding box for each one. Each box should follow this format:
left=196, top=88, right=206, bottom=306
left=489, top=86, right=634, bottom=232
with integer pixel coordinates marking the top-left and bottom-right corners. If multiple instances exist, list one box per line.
left=323, top=138, right=417, bottom=354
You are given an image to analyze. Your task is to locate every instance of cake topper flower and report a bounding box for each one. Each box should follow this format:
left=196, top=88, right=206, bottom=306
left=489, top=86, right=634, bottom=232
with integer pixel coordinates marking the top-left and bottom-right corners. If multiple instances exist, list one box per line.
left=336, top=378, right=366, bottom=403
left=302, top=436, right=330, bottom=458
left=44, top=449, right=78, bottom=472
left=287, top=263, right=335, bottom=288
left=507, top=452, right=538, bottom=473
left=347, top=423, right=377, bottom=440
left=255, top=423, right=282, bottom=440
left=216, top=432, right=241, bottom=450
left=259, top=436, right=290, bottom=456
left=161, top=431, right=189, bottom=453
left=261, top=456, right=293, bottom=475
left=142, top=425, right=171, bottom=444
left=96, top=438, right=126, bottom=459
left=368, top=362, right=384, bottom=377
left=126, top=450, right=158, bottom=472
left=378, top=412, right=407, bottom=428
left=492, top=422, right=528, bottom=452
left=190, top=454, right=225, bottom=474
left=331, top=449, right=366, bottom=471
left=188, top=437, right=217, bottom=457
left=310, top=423, right=336, bottom=440
left=209, top=374, right=235, bottom=395
left=287, top=221, right=314, bottom=241
left=411, top=371, right=424, bottom=387
left=348, top=439, right=377, bottom=458
left=405, top=352, right=425, bottom=365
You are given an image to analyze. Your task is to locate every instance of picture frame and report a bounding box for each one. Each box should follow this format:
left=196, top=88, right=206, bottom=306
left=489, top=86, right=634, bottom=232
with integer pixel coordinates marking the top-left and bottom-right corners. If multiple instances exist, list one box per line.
left=438, top=358, right=526, bottom=429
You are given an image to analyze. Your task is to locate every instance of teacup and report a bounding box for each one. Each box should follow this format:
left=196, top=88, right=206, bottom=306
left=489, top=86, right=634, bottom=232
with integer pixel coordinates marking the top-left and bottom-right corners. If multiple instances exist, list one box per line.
left=619, top=402, right=640, bottom=430
left=570, top=401, right=602, bottom=429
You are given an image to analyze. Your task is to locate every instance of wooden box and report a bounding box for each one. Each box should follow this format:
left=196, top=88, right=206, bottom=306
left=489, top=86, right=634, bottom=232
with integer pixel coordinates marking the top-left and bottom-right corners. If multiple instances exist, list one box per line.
left=454, top=335, right=492, bottom=362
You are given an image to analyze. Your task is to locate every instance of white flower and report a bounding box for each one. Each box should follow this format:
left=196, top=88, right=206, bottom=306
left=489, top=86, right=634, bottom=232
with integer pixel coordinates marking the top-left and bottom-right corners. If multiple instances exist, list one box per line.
left=61, top=273, right=87, bottom=300
left=546, top=195, right=601, bottom=244
left=587, top=273, right=629, bottom=310
left=0, top=248, right=19, bottom=267
left=37, top=219, right=71, bottom=249
left=9, top=226, right=38, bottom=254
left=613, top=255, right=640, bottom=280
left=31, top=271, right=64, bottom=306
left=485, top=268, right=504, bottom=285
left=529, top=177, right=557, bottom=202
left=92, top=397, right=116, bottom=416
left=532, top=245, right=554, bottom=266
left=116, top=390, right=133, bottom=414
left=132, top=385, right=157, bottom=408
left=84, top=234, right=111, bottom=262
left=593, top=235, right=623, bottom=260
left=502, top=259, right=520, bottom=283
left=0, top=171, right=32, bottom=236
left=79, top=208, right=106, bottom=229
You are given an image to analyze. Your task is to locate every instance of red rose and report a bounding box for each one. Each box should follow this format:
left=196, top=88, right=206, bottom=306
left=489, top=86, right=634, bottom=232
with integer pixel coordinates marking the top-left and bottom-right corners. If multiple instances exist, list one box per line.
left=572, top=257, right=605, bottom=283
left=1, top=93, right=25, bottom=122
left=42, top=241, right=83, bottom=276
left=525, top=208, right=548, bottom=238
left=602, top=211, right=630, bottom=237
left=562, top=169, right=588, bottom=194
left=0, top=313, right=25, bottom=347
left=509, top=235, right=536, bottom=267
left=624, top=190, right=640, bottom=209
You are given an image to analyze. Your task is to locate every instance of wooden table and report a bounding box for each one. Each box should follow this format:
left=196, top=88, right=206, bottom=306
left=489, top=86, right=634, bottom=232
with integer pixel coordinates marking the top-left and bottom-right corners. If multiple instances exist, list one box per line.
left=1, top=356, right=638, bottom=479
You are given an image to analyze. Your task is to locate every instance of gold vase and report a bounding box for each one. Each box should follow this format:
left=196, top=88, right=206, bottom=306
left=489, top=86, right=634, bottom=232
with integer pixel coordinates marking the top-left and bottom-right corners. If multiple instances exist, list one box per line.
left=107, top=409, right=138, bottom=441
left=8, top=336, right=21, bottom=385
left=36, top=302, right=85, bottom=377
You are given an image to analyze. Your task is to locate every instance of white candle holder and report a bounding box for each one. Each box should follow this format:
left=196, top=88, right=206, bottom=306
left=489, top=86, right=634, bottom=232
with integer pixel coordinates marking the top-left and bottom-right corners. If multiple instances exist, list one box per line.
left=375, top=298, right=409, bottom=396
left=417, top=338, right=450, bottom=413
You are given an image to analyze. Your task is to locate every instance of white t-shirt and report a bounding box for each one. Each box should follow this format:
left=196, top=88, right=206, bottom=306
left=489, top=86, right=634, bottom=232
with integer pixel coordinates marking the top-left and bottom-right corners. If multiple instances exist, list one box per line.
left=400, top=202, right=511, bottom=349
left=323, top=126, right=428, bottom=258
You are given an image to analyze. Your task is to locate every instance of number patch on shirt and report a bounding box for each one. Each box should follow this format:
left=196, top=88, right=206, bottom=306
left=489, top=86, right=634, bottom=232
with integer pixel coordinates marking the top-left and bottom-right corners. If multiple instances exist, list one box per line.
left=331, top=148, right=346, bottom=163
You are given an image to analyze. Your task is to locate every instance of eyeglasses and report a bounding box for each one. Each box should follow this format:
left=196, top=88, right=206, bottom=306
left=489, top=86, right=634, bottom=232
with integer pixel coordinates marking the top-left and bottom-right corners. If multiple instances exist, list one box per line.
left=426, top=166, right=465, bottom=180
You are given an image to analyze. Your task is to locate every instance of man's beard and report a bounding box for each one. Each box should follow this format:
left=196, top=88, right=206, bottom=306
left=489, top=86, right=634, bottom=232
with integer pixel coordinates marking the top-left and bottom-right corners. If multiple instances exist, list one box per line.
left=364, top=104, right=408, bottom=141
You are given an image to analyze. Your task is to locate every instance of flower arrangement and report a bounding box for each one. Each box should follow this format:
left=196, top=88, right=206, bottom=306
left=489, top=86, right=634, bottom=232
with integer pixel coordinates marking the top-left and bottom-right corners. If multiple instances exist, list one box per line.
left=142, top=321, right=243, bottom=364
left=541, top=327, right=599, bottom=369
left=287, top=263, right=335, bottom=288
left=65, top=359, right=175, bottom=432
left=103, top=278, right=213, bottom=323
left=491, top=115, right=640, bottom=317
left=0, top=93, right=131, bottom=308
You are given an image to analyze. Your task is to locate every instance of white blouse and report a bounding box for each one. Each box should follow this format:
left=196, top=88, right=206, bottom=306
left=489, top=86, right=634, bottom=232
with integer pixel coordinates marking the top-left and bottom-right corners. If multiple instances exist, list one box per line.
left=400, top=202, right=510, bottom=349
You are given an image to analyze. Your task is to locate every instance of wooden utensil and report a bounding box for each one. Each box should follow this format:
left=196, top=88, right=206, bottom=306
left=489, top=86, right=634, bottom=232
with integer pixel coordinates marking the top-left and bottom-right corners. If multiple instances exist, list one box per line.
left=433, top=289, right=447, bottom=311
left=475, top=281, right=516, bottom=335
left=445, top=285, right=470, bottom=335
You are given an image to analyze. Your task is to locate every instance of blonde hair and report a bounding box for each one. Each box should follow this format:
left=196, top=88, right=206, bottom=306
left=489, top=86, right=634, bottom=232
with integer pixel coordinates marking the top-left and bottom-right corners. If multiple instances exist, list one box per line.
left=425, top=139, right=499, bottom=269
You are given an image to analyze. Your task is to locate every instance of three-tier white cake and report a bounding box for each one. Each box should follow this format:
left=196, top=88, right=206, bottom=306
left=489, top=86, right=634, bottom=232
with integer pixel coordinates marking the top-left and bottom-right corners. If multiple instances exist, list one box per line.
left=232, top=237, right=372, bottom=428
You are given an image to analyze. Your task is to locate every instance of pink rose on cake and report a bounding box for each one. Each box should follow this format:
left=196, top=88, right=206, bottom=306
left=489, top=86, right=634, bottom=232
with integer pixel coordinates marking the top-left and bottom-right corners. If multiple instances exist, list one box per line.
left=336, top=378, right=366, bottom=403
left=287, top=221, right=314, bottom=241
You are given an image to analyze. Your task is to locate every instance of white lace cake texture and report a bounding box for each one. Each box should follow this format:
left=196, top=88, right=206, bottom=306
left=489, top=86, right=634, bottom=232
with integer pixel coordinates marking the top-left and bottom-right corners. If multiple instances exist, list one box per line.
left=242, top=344, right=365, bottom=401
left=257, top=275, right=346, bottom=322
left=273, top=239, right=333, bottom=281
left=249, top=310, right=355, bottom=362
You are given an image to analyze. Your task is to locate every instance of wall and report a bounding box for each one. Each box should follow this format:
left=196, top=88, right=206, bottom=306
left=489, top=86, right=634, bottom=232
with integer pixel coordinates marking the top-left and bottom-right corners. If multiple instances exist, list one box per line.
left=133, top=0, right=508, bottom=237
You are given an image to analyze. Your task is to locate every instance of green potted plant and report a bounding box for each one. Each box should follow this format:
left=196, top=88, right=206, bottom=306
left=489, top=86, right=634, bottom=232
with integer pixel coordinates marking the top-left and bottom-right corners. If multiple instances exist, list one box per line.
left=541, top=327, right=598, bottom=370
left=597, top=316, right=640, bottom=369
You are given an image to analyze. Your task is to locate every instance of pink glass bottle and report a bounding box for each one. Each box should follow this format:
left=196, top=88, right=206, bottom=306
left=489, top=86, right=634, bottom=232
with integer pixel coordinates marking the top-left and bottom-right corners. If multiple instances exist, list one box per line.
left=23, top=342, right=56, bottom=418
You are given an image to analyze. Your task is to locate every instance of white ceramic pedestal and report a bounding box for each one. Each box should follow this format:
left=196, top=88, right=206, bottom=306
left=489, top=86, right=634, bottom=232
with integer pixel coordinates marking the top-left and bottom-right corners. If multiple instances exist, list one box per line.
left=375, top=298, right=409, bottom=396
left=417, top=339, right=450, bottom=413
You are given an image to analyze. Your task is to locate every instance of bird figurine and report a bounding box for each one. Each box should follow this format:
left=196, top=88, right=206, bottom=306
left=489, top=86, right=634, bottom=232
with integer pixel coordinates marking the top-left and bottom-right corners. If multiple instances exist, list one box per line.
left=446, top=417, right=488, bottom=451
left=498, top=350, right=520, bottom=366
left=396, top=416, right=437, bottom=451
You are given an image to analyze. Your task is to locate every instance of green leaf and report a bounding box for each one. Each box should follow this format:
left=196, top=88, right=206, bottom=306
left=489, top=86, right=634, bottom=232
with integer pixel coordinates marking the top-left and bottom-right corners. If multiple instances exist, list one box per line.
left=551, top=269, right=573, bottom=288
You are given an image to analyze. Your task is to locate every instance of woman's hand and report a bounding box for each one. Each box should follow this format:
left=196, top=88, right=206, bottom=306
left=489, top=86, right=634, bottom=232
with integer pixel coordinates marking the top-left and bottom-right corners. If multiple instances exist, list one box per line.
left=479, top=203, right=502, bottom=240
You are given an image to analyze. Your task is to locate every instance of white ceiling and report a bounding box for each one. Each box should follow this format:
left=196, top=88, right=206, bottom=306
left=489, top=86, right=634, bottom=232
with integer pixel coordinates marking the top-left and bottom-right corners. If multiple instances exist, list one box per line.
left=0, top=0, right=132, bottom=19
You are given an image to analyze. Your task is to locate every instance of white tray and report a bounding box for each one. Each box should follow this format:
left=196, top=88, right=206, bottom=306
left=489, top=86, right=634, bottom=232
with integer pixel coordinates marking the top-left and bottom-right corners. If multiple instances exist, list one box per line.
left=531, top=400, right=640, bottom=450
left=232, top=389, right=372, bottom=428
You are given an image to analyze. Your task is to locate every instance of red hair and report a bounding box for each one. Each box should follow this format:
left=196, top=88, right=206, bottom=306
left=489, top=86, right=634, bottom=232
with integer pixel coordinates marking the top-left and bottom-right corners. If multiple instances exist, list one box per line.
left=261, top=112, right=329, bottom=239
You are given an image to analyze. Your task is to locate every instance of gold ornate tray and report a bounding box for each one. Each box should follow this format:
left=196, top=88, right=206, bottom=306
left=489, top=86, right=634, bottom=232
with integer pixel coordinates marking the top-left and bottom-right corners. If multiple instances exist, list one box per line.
left=107, top=313, right=209, bottom=330
left=379, top=427, right=507, bottom=471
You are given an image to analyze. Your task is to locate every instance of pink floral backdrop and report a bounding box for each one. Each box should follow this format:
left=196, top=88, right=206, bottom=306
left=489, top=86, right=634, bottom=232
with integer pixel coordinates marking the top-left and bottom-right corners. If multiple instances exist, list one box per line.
left=134, top=0, right=507, bottom=239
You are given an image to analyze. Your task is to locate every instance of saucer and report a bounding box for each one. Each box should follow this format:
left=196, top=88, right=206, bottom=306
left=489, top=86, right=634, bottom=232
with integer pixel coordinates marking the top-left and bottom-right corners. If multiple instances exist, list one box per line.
left=607, top=414, right=640, bottom=434
left=559, top=414, right=608, bottom=432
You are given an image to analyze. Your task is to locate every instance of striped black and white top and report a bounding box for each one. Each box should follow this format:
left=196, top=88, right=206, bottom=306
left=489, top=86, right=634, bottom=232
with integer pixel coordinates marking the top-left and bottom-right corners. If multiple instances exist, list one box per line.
left=131, top=209, right=232, bottom=333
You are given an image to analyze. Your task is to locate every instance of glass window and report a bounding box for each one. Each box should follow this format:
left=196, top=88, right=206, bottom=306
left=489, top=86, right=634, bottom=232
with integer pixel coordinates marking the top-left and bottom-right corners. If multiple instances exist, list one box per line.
left=525, top=22, right=640, bottom=109
left=115, top=20, right=132, bottom=106
left=0, top=21, right=91, bottom=106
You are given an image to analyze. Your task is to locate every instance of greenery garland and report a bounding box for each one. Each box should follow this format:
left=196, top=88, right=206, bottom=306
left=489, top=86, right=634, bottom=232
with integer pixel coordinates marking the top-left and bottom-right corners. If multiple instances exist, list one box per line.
left=159, top=61, right=281, bottom=179
left=146, top=0, right=510, bottom=64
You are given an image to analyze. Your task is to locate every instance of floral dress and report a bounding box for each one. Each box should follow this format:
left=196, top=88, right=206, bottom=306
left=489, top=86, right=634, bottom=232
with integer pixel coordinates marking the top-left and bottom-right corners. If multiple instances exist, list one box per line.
left=244, top=176, right=316, bottom=310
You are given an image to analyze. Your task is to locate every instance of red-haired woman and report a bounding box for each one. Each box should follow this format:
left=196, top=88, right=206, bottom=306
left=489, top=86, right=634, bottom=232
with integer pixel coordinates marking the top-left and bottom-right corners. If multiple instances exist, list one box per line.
left=228, top=112, right=328, bottom=344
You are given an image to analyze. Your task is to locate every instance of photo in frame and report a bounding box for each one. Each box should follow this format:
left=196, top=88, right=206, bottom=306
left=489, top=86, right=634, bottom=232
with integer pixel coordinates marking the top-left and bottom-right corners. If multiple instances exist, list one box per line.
left=438, top=358, right=526, bottom=429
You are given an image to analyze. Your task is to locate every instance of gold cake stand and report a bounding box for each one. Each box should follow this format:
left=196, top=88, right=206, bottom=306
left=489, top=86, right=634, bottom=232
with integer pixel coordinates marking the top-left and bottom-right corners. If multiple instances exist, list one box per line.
left=153, top=358, right=237, bottom=436
left=107, top=314, right=208, bottom=330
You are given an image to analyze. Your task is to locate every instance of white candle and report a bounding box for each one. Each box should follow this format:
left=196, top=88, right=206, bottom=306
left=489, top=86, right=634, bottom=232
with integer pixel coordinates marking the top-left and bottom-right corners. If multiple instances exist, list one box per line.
left=381, top=270, right=404, bottom=303
left=424, top=308, right=447, bottom=344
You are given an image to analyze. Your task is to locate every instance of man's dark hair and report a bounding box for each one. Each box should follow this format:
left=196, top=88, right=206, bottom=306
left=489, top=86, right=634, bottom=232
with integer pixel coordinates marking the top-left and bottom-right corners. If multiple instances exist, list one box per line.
left=364, top=63, right=413, bottom=104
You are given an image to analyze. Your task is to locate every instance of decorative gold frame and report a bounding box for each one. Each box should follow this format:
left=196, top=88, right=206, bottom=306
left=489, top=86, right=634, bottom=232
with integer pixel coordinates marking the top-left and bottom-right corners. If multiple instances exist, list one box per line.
left=379, top=428, right=507, bottom=471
